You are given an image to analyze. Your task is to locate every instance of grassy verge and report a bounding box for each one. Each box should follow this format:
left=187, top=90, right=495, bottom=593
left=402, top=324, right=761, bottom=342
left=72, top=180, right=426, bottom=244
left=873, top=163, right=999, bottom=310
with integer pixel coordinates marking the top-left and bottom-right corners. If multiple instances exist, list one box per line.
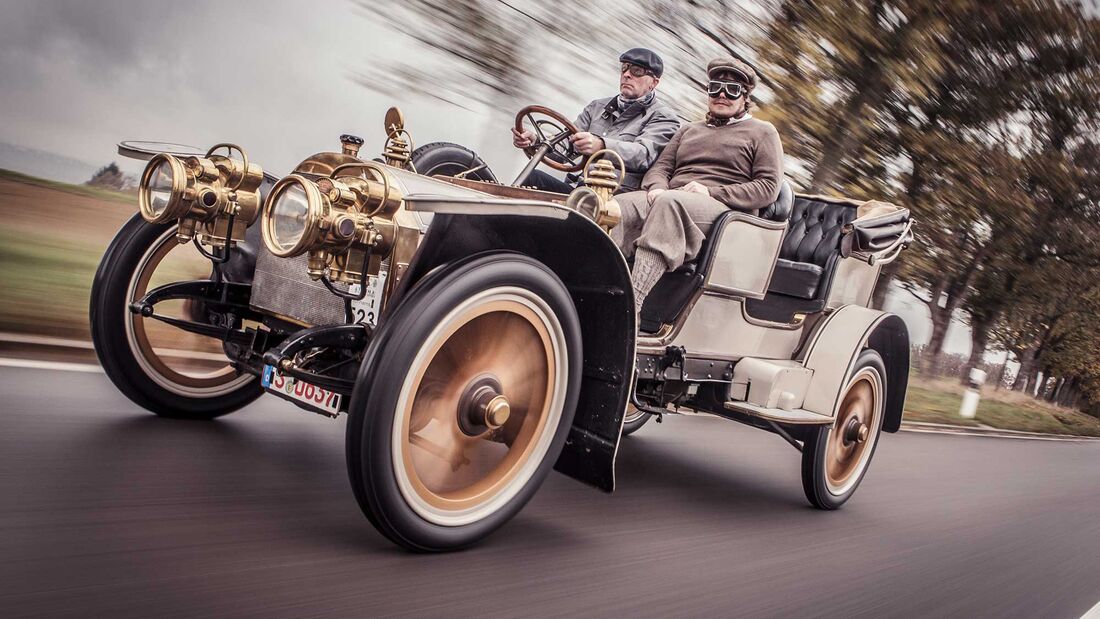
left=903, top=376, right=1100, bottom=437
left=0, top=228, right=101, bottom=340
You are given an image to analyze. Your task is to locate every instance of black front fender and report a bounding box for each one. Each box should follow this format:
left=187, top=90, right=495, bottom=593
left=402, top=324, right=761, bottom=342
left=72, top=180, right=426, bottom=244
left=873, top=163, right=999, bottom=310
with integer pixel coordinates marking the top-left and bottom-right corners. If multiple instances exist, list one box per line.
left=389, top=207, right=634, bottom=492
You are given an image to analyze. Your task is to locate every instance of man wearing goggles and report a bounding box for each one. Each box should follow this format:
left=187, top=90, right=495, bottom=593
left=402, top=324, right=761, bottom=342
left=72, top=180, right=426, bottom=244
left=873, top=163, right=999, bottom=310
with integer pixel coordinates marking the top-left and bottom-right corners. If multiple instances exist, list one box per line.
left=512, top=47, right=680, bottom=193
left=610, top=57, right=785, bottom=321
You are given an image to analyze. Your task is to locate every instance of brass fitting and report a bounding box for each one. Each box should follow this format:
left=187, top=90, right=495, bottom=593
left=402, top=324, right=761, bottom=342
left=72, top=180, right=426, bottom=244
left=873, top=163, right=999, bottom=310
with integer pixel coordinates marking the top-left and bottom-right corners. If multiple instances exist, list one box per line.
left=382, top=130, right=413, bottom=169
left=570, top=149, right=626, bottom=232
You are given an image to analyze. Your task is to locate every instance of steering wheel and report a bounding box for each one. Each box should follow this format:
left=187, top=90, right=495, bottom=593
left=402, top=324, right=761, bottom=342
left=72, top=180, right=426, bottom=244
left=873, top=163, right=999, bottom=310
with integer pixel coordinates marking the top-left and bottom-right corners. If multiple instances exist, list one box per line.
left=514, top=105, right=584, bottom=173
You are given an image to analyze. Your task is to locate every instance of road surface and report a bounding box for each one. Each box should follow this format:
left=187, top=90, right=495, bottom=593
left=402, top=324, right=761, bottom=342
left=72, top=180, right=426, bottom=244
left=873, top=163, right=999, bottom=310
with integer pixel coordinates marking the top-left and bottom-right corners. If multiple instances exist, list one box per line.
left=1, top=365, right=1098, bottom=618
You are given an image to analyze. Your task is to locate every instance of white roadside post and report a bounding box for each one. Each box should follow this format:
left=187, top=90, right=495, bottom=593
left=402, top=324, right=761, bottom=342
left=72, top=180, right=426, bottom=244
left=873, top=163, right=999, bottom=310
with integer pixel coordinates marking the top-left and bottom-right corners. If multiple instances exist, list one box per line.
left=959, top=368, right=987, bottom=419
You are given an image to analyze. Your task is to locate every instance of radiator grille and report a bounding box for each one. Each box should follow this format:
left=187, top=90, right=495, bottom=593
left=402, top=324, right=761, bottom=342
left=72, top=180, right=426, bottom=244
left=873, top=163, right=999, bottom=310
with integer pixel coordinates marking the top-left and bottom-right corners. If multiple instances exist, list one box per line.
left=249, top=250, right=345, bottom=326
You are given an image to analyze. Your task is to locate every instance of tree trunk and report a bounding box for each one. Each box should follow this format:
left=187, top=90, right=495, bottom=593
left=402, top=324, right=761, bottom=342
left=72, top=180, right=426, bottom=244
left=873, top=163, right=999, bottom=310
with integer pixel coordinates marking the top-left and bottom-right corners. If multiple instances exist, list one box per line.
left=1027, top=367, right=1042, bottom=397
left=1050, top=377, right=1066, bottom=403
left=924, top=313, right=951, bottom=376
left=994, top=361, right=1009, bottom=390
left=1059, top=377, right=1079, bottom=407
left=959, top=321, right=991, bottom=386
left=1044, top=375, right=1061, bottom=402
left=1012, top=347, right=1037, bottom=391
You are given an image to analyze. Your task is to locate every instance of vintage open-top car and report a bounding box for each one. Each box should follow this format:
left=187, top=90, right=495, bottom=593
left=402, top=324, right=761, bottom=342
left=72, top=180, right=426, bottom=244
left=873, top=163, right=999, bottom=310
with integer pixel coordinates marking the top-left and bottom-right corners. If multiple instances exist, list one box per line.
left=92, top=105, right=913, bottom=551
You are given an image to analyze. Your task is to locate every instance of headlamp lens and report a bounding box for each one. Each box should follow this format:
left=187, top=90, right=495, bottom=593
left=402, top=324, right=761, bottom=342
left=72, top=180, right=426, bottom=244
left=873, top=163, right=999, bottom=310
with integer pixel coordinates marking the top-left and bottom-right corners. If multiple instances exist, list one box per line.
left=270, top=183, right=310, bottom=252
left=145, top=159, right=175, bottom=218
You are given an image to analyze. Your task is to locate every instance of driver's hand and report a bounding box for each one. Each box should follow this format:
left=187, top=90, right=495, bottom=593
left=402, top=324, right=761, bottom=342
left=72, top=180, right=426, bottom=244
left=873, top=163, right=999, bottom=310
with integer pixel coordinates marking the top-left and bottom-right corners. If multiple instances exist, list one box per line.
left=512, top=127, right=536, bottom=149
left=647, top=188, right=666, bottom=204
left=569, top=131, right=604, bottom=155
left=682, top=181, right=710, bottom=196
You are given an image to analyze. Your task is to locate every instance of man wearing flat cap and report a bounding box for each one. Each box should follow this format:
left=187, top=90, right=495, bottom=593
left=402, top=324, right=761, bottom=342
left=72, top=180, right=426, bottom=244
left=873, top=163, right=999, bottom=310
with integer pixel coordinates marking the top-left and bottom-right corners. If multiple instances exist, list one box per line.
left=512, top=48, right=681, bottom=193
left=611, top=57, right=784, bottom=321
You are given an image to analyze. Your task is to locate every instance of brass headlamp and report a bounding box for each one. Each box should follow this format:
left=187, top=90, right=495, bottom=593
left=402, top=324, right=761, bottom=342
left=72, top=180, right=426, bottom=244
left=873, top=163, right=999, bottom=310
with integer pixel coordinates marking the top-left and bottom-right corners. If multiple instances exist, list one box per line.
left=260, top=162, right=403, bottom=285
left=138, top=143, right=264, bottom=248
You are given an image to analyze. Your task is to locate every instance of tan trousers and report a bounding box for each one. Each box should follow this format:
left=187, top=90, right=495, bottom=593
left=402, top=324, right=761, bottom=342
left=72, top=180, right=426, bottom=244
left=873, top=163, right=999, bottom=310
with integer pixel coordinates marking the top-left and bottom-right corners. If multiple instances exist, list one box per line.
left=611, top=190, right=730, bottom=270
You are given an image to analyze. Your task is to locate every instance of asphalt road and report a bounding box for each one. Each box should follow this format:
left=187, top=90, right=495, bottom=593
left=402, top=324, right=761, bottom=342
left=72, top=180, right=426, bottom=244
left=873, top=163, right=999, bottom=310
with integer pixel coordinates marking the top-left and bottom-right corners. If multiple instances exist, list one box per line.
left=2, top=365, right=1099, bottom=618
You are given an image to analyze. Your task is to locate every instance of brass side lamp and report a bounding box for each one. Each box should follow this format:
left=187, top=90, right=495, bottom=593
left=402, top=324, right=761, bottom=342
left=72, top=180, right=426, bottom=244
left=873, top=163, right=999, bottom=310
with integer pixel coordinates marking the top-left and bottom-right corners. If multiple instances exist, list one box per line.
left=138, top=143, right=264, bottom=251
left=260, top=161, right=403, bottom=290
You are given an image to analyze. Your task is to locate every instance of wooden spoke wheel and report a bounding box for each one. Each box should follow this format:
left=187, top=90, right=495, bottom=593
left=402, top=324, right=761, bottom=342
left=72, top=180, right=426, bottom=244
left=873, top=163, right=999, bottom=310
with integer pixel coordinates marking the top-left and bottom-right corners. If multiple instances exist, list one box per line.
left=801, top=349, right=886, bottom=509
left=346, top=253, right=581, bottom=552
left=90, top=214, right=261, bottom=418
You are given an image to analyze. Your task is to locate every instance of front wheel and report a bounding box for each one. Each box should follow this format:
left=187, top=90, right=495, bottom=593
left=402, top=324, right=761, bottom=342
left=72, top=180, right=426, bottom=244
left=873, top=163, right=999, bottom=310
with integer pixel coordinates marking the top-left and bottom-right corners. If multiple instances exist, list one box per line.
left=801, top=349, right=886, bottom=510
left=89, top=214, right=262, bottom=419
left=346, top=253, right=582, bottom=552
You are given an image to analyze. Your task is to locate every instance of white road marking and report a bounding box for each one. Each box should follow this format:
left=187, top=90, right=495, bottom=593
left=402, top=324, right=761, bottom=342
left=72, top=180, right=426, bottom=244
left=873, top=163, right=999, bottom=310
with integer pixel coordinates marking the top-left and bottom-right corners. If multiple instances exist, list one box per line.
left=0, top=332, right=94, bottom=349
left=1082, top=599, right=1100, bottom=618
left=0, top=358, right=103, bottom=373
left=0, top=331, right=227, bottom=361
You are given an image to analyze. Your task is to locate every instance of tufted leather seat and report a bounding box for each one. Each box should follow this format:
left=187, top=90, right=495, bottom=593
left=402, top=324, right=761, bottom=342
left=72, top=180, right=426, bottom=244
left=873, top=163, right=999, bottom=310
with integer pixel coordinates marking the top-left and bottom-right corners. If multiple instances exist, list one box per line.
left=766, top=197, right=856, bottom=300
left=639, top=186, right=858, bottom=330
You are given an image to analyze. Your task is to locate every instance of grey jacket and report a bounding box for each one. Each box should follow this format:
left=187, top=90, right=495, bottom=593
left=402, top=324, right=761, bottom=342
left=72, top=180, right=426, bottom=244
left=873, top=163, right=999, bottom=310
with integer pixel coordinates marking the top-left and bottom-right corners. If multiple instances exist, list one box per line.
left=574, top=95, right=681, bottom=191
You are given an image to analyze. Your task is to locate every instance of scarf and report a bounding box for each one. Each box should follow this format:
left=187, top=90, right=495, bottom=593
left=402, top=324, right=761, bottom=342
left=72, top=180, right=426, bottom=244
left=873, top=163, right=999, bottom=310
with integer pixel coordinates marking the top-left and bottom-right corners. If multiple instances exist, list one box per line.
left=705, top=112, right=753, bottom=127
left=615, top=90, right=656, bottom=112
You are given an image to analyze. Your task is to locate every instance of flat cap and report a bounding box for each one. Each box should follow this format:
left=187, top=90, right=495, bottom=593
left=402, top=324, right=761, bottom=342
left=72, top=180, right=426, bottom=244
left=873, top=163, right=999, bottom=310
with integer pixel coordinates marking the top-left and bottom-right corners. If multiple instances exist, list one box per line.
left=707, top=57, right=757, bottom=90
left=619, top=48, right=664, bottom=78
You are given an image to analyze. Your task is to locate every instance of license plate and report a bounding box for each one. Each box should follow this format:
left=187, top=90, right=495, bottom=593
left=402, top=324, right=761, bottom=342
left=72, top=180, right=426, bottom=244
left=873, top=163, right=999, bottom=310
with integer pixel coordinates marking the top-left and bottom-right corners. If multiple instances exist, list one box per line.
left=262, top=365, right=341, bottom=415
left=348, top=270, right=388, bottom=327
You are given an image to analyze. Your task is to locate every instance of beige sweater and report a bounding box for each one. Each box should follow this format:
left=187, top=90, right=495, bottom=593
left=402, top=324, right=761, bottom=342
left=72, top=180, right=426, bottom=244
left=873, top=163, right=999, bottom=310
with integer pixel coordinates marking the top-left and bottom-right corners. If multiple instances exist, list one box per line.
left=641, top=117, right=784, bottom=211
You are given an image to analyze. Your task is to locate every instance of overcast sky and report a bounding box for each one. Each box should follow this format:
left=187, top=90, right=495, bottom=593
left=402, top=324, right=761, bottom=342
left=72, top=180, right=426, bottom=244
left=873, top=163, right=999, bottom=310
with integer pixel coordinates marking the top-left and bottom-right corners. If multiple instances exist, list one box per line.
left=0, top=0, right=605, bottom=179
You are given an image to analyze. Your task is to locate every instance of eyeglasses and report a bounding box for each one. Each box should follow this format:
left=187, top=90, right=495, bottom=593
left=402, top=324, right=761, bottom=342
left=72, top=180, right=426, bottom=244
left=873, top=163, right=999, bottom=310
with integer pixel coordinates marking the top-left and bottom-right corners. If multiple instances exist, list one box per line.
left=620, top=63, right=653, bottom=78
left=707, top=80, right=745, bottom=99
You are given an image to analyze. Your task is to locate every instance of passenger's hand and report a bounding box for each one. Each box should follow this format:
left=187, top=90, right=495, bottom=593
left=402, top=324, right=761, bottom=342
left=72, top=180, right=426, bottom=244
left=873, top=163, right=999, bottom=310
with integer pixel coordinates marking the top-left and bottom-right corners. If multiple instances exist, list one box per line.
left=682, top=181, right=710, bottom=196
left=569, top=131, right=605, bottom=155
left=512, top=127, right=536, bottom=149
left=647, top=188, right=666, bottom=204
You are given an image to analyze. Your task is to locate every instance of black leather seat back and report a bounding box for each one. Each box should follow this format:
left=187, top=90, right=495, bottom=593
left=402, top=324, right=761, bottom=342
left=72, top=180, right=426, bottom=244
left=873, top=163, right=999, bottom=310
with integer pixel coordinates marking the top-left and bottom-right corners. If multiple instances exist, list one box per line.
left=744, top=196, right=860, bottom=322
left=780, top=197, right=856, bottom=267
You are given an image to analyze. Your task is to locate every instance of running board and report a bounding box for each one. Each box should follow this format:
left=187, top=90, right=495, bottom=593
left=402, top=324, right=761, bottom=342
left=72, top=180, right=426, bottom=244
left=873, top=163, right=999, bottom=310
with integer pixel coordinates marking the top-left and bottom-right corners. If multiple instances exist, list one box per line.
left=723, top=401, right=833, bottom=425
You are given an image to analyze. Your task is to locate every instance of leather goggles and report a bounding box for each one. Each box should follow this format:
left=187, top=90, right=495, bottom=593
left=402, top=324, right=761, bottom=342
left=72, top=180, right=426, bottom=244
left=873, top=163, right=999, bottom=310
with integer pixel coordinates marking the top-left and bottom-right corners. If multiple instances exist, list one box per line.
left=707, top=80, right=746, bottom=99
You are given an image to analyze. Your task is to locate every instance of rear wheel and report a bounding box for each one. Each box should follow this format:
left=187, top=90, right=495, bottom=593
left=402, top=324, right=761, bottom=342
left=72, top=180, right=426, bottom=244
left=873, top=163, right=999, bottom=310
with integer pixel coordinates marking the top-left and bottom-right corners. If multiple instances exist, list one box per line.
left=801, top=349, right=885, bottom=509
left=346, top=253, right=581, bottom=551
left=89, top=214, right=262, bottom=419
left=621, top=405, right=652, bottom=436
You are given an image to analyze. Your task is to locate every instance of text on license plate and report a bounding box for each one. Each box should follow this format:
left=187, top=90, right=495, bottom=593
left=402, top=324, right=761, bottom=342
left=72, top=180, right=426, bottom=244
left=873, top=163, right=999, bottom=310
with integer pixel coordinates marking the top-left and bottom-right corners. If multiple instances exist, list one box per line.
left=262, top=365, right=341, bottom=414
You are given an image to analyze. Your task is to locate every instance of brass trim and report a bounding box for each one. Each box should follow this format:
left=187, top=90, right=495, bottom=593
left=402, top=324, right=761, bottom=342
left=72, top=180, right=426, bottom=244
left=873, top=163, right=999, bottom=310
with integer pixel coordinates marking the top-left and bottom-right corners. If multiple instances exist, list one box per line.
left=138, top=153, right=189, bottom=223
left=261, top=174, right=328, bottom=258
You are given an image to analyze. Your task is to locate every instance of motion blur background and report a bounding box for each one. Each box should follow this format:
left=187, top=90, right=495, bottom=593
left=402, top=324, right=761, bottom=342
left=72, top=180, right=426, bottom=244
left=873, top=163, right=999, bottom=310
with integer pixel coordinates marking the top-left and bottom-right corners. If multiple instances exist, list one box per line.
left=1, top=0, right=1099, bottom=434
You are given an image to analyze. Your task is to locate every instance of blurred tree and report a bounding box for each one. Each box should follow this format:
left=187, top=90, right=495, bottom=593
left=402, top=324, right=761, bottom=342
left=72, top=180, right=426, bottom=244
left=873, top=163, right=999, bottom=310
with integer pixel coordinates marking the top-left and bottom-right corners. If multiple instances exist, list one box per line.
left=357, top=0, right=770, bottom=124
left=85, top=162, right=133, bottom=191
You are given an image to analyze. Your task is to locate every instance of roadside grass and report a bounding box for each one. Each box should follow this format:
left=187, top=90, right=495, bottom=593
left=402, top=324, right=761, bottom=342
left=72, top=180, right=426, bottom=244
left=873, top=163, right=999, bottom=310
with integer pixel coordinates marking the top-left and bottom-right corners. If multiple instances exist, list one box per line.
left=904, top=376, right=1100, bottom=437
left=0, top=228, right=100, bottom=340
